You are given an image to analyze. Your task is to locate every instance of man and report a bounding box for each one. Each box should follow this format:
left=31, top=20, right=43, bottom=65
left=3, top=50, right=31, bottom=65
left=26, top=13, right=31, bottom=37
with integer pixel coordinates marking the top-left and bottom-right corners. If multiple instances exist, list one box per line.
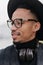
left=0, top=0, right=43, bottom=65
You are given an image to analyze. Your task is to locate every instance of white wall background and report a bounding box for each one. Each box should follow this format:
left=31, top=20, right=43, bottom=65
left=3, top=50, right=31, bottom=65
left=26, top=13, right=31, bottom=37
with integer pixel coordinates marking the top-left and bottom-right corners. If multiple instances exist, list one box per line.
left=0, top=0, right=13, bottom=49
left=0, top=0, right=43, bottom=49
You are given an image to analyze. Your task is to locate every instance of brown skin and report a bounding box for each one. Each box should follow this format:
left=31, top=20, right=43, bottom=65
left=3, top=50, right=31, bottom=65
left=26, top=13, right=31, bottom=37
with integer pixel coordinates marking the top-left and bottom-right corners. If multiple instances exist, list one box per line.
left=11, top=8, right=40, bottom=43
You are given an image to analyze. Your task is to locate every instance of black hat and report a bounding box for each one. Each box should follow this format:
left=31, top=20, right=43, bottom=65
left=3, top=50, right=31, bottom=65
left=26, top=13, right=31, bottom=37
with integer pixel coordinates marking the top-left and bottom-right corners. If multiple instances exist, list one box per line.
left=7, top=0, right=43, bottom=40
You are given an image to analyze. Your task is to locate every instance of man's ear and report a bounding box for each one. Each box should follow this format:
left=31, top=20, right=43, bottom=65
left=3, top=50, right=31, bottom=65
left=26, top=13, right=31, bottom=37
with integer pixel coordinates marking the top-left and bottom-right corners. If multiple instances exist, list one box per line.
left=33, top=22, right=41, bottom=32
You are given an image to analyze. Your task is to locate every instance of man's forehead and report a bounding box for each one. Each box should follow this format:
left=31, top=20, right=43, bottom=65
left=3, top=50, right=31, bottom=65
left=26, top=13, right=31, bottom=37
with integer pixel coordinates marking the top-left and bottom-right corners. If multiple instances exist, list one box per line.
left=12, top=8, right=30, bottom=19
left=13, top=8, right=31, bottom=14
left=12, top=8, right=37, bottom=20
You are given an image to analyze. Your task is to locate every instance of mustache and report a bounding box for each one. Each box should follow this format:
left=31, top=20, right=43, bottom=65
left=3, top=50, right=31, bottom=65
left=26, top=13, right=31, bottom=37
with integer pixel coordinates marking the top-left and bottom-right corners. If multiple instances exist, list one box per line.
left=11, top=30, right=20, bottom=35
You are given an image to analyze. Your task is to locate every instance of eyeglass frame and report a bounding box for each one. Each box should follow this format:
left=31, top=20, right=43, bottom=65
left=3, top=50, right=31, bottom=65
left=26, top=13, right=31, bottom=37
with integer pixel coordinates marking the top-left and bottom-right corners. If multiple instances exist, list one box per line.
left=7, top=18, right=38, bottom=28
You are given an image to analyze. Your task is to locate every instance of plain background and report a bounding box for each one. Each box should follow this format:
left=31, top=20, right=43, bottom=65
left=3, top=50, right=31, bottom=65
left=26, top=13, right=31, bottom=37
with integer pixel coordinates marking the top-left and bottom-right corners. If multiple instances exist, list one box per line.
left=0, top=0, right=43, bottom=49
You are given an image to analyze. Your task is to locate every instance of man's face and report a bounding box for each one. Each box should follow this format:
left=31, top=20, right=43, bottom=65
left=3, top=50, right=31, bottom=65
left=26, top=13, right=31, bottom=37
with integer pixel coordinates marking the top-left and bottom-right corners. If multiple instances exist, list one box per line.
left=11, top=8, right=40, bottom=43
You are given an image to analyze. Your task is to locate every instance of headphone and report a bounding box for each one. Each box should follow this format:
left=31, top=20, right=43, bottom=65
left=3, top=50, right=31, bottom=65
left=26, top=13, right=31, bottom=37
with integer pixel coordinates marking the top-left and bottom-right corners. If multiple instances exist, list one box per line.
left=18, top=48, right=36, bottom=61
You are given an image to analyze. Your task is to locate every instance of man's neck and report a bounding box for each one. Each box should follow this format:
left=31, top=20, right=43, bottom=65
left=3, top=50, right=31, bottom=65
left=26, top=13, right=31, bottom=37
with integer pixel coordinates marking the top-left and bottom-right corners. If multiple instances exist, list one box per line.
left=13, top=38, right=38, bottom=50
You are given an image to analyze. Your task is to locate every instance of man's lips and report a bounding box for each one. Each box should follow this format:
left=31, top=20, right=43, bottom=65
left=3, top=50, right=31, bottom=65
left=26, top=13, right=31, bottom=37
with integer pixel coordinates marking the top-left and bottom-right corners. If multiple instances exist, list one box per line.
left=11, top=32, right=20, bottom=36
left=11, top=32, right=20, bottom=39
left=11, top=33, right=18, bottom=39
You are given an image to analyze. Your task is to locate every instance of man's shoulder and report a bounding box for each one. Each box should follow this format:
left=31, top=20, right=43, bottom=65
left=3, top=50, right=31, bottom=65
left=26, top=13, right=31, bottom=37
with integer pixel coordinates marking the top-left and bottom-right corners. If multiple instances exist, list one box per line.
left=37, top=42, right=43, bottom=65
left=0, top=45, right=19, bottom=65
left=38, top=42, right=43, bottom=52
left=0, top=45, right=15, bottom=56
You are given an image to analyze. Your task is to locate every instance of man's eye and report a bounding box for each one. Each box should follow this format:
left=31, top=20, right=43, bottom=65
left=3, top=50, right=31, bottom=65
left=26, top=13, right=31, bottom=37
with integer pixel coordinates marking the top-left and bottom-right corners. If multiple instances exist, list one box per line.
left=15, top=20, right=21, bottom=25
left=17, top=22, right=21, bottom=25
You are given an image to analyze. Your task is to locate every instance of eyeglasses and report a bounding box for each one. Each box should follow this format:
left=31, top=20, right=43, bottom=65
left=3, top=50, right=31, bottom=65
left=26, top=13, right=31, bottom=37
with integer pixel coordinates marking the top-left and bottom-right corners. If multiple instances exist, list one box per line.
left=7, top=18, right=38, bottom=28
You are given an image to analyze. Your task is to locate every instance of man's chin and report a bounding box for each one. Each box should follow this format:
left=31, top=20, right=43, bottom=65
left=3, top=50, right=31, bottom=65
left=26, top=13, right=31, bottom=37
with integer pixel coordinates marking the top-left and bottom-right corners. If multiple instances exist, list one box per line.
left=13, top=40, right=20, bottom=44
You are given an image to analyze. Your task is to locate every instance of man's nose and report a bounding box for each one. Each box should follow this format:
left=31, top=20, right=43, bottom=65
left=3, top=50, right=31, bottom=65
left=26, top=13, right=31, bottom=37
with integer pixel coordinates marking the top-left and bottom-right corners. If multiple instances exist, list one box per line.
left=11, top=24, right=17, bottom=31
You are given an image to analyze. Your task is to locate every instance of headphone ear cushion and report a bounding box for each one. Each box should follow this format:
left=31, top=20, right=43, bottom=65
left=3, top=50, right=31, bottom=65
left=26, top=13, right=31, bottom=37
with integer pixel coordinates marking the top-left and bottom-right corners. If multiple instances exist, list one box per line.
left=18, top=48, right=34, bottom=61
left=19, top=49, right=26, bottom=61
left=26, top=49, right=33, bottom=61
